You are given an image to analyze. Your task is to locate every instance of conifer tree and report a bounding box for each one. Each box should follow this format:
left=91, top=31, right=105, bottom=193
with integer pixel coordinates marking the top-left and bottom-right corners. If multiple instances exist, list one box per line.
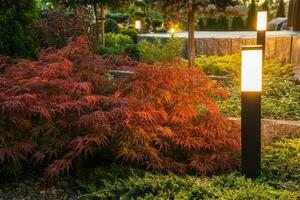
left=246, top=0, right=257, bottom=31
left=232, top=17, right=245, bottom=31
left=0, top=0, right=37, bottom=58
left=276, top=0, right=285, bottom=17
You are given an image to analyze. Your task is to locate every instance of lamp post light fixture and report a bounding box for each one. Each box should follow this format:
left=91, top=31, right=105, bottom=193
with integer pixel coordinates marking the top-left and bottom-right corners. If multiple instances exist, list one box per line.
left=241, top=45, right=263, bottom=179
left=135, top=20, right=141, bottom=31
left=257, top=11, right=267, bottom=55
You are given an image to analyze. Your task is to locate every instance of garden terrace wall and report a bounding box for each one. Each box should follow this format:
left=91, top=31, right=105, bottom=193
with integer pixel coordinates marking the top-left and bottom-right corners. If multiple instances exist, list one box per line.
left=138, top=31, right=300, bottom=80
left=230, top=118, right=300, bottom=146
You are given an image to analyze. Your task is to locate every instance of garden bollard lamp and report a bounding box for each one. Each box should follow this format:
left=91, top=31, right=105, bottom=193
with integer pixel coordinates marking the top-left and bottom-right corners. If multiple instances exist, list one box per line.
left=257, top=11, right=267, bottom=55
left=241, top=45, right=263, bottom=179
left=135, top=20, right=141, bottom=31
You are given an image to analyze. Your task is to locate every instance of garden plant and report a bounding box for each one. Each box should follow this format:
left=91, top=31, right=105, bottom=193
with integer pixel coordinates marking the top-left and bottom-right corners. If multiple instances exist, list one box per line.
left=0, top=0, right=299, bottom=199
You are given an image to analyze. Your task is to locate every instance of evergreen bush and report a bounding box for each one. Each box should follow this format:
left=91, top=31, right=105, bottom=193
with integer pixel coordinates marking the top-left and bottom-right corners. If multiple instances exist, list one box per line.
left=275, top=0, right=285, bottom=17
left=119, top=28, right=138, bottom=43
left=138, top=38, right=184, bottom=64
left=231, top=17, right=244, bottom=31
left=205, top=18, right=218, bottom=31
left=197, top=18, right=205, bottom=30
left=0, top=0, right=37, bottom=58
left=246, top=0, right=257, bottom=31
left=105, top=18, right=119, bottom=33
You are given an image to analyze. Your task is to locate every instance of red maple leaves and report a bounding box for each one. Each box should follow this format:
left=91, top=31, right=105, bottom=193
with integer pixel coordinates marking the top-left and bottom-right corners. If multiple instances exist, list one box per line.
left=0, top=36, right=240, bottom=178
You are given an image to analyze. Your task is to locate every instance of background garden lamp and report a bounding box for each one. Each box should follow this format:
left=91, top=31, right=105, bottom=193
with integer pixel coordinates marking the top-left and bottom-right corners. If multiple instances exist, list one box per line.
left=241, top=45, right=263, bottom=179
left=135, top=20, right=141, bottom=31
left=257, top=11, right=267, bottom=56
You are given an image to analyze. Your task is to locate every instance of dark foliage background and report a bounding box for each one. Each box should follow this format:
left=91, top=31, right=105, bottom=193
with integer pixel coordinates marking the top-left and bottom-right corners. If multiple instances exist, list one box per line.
left=0, top=0, right=38, bottom=58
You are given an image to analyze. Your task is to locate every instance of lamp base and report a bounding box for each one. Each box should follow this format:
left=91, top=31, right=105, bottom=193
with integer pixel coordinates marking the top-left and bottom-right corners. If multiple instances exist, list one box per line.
left=241, top=91, right=261, bottom=179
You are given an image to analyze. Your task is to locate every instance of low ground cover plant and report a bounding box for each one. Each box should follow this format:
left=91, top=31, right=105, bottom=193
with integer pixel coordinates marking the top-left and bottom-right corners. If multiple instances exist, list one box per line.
left=0, top=36, right=240, bottom=178
left=261, top=138, right=300, bottom=192
left=78, top=138, right=300, bottom=200
left=196, top=54, right=300, bottom=120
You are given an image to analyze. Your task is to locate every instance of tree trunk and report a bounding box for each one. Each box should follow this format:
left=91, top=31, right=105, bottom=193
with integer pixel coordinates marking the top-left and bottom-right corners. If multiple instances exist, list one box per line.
left=100, top=3, right=105, bottom=47
left=287, top=0, right=293, bottom=27
left=188, top=7, right=196, bottom=68
left=93, top=4, right=100, bottom=49
left=288, top=0, right=300, bottom=31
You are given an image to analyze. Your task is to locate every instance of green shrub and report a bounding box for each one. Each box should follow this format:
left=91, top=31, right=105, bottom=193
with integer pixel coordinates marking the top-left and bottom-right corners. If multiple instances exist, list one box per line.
left=196, top=54, right=295, bottom=79
left=205, top=18, right=229, bottom=31
left=195, top=54, right=240, bottom=76
left=197, top=18, right=205, bottom=30
left=0, top=0, right=37, bottom=58
left=262, top=78, right=300, bottom=120
left=138, top=38, right=184, bottom=64
left=262, top=138, right=300, bottom=192
left=205, top=18, right=218, bottom=31
left=119, top=28, right=138, bottom=43
left=219, top=80, right=300, bottom=120
left=217, top=86, right=240, bottom=117
left=105, top=18, right=119, bottom=33
left=195, top=54, right=300, bottom=120
left=99, top=47, right=121, bottom=55
left=105, top=33, right=133, bottom=51
left=100, top=33, right=137, bottom=58
left=152, top=18, right=163, bottom=28
left=156, top=27, right=168, bottom=33
left=231, top=17, right=244, bottom=31
left=218, top=18, right=230, bottom=31
left=124, top=44, right=140, bottom=60
left=106, top=13, right=129, bottom=23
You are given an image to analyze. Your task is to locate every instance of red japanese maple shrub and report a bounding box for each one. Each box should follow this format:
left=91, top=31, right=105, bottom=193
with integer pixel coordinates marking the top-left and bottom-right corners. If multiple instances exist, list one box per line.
left=0, top=36, right=240, bottom=177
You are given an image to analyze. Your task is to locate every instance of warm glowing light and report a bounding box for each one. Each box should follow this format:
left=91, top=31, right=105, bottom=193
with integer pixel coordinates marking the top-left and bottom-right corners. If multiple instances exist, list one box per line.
left=257, top=11, right=267, bottom=31
left=241, top=46, right=263, bottom=92
left=135, top=20, right=141, bottom=30
left=170, top=27, right=175, bottom=34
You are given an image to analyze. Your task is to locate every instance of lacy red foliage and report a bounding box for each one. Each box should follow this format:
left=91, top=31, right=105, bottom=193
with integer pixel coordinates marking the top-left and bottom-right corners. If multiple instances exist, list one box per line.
left=0, top=36, right=240, bottom=177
